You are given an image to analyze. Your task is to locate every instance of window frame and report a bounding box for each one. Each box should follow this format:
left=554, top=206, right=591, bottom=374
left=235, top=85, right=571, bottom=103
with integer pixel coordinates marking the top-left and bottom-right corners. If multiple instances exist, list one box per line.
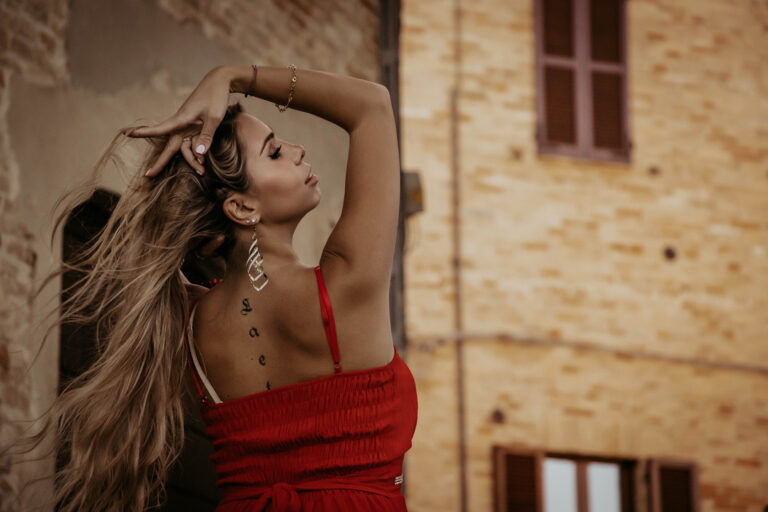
left=533, top=0, right=632, bottom=163
left=493, top=445, right=638, bottom=512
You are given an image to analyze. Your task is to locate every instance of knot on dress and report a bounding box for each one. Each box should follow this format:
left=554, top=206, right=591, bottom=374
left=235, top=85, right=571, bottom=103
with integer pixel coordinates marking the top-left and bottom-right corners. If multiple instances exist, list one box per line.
left=253, top=481, right=302, bottom=511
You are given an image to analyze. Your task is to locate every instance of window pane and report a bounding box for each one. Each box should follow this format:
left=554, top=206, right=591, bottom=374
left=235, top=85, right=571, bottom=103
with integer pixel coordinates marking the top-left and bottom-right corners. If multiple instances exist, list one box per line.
left=543, top=0, right=574, bottom=57
left=590, top=0, right=621, bottom=62
left=592, top=71, right=622, bottom=149
left=544, top=66, right=576, bottom=144
left=587, top=462, right=621, bottom=512
left=544, top=458, right=577, bottom=512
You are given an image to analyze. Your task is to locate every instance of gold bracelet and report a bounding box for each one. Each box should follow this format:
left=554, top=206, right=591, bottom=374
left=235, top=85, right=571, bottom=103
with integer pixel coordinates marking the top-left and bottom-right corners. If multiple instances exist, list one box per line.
left=275, top=64, right=297, bottom=112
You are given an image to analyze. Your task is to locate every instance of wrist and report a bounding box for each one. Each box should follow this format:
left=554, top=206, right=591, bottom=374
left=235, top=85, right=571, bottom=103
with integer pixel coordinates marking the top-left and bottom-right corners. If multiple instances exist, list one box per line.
left=221, top=65, right=256, bottom=95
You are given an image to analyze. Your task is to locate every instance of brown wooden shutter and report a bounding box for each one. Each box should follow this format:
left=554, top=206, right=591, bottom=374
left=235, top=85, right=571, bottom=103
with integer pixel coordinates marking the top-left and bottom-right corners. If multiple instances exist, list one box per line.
left=493, top=446, right=543, bottom=512
left=590, top=0, right=625, bottom=151
left=545, top=67, right=577, bottom=144
left=544, top=0, right=574, bottom=57
left=591, top=71, right=622, bottom=148
left=541, top=0, right=577, bottom=145
left=647, top=458, right=700, bottom=512
left=590, top=0, right=621, bottom=63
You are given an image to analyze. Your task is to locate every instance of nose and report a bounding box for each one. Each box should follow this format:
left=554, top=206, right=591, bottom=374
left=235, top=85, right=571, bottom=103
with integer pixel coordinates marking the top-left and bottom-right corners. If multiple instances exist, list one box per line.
left=297, top=145, right=305, bottom=162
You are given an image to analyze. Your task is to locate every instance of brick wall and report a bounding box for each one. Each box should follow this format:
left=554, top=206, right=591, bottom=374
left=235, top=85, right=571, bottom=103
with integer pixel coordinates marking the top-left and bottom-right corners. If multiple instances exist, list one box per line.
left=401, top=0, right=768, bottom=511
left=0, top=0, right=70, bottom=507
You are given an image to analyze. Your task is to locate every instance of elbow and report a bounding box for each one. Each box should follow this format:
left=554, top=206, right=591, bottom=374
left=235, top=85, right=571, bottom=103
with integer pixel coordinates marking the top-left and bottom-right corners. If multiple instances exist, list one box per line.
left=370, top=84, right=393, bottom=111
left=346, top=83, right=393, bottom=132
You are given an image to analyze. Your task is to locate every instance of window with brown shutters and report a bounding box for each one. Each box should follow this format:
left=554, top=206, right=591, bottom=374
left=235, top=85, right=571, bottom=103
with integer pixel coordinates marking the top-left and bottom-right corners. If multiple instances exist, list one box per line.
left=534, top=0, right=631, bottom=163
left=493, top=446, right=639, bottom=512
left=646, top=458, right=700, bottom=512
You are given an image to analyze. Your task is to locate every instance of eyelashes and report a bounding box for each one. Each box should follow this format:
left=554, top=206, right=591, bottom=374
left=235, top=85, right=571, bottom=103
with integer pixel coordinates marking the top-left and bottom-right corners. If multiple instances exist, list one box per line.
left=269, top=145, right=282, bottom=160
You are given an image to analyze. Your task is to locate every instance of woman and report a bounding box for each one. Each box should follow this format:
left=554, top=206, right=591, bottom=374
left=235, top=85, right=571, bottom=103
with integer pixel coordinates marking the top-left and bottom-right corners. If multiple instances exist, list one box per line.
left=4, top=65, right=417, bottom=511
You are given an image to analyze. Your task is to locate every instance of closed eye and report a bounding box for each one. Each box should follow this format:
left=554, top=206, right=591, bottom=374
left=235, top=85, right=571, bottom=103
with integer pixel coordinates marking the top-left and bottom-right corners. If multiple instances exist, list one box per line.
left=269, top=145, right=282, bottom=160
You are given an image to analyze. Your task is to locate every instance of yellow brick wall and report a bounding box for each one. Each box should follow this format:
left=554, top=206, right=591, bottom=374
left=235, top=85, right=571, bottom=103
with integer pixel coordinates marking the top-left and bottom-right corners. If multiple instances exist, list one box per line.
left=401, top=0, right=768, bottom=511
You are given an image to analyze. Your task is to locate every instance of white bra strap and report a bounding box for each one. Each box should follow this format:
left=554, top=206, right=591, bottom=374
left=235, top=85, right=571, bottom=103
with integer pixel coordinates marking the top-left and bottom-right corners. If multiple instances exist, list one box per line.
left=188, top=302, right=223, bottom=404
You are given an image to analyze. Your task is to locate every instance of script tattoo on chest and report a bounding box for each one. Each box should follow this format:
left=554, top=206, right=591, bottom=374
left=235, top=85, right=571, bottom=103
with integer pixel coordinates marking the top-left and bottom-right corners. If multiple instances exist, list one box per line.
left=258, top=354, right=266, bottom=366
left=249, top=327, right=260, bottom=337
left=266, top=381, right=271, bottom=390
left=240, top=298, right=252, bottom=315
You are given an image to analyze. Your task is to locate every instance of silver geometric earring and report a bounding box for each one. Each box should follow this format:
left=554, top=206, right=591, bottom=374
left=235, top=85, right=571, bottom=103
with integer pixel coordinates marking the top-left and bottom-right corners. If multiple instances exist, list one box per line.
left=245, top=218, right=269, bottom=291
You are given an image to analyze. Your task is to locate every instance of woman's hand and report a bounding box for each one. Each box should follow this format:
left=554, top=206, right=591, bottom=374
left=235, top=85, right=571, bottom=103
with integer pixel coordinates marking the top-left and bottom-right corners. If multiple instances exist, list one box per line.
left=125, top=66, right=232, bottom=177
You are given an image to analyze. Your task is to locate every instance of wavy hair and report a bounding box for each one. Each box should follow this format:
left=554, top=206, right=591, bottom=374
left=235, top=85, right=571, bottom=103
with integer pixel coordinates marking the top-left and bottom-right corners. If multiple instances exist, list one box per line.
left=1, top=101, right=250, bottom=511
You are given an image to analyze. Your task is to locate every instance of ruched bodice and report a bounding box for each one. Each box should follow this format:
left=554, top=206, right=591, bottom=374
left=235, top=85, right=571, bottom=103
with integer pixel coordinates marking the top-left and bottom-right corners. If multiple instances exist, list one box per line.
left=185, top=265, right=418, bottom=511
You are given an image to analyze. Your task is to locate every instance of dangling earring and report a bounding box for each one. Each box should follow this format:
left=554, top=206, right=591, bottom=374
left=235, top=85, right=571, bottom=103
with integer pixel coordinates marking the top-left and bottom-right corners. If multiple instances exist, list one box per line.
left=245, top=218, right=269, bottom=291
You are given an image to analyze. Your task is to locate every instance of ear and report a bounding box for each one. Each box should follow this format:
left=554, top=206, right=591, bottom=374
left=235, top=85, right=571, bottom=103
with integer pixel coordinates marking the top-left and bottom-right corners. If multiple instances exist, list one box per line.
left=224, top=196, right=260, bottom=226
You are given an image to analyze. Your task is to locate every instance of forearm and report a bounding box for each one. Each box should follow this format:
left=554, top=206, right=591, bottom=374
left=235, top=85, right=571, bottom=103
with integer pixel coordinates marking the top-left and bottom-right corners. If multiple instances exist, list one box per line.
left=221, top=65, right=388, bottom=132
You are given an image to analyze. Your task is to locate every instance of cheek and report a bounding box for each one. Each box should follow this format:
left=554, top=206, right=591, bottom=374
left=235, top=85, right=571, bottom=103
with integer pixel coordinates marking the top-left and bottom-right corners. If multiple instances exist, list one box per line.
left=263, top=172, right=299, bottom=193
left=256, top=174, right=303, bottom=209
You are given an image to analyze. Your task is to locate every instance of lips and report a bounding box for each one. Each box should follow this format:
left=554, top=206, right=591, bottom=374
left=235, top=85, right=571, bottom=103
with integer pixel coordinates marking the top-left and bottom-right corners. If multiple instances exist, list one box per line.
left=305, top=168, right=313, bottom=184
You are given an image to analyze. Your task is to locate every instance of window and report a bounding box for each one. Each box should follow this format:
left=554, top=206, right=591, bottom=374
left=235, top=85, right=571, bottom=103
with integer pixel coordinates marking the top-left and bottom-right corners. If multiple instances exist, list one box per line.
left=534, top=0, right=631, bottom=163
left=495, top=446, right=704, bottom=512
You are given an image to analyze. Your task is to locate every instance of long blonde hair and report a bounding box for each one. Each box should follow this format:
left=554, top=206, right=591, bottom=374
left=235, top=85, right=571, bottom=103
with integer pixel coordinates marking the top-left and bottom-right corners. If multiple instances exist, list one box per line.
left=2, top=101, right=250, bottom=511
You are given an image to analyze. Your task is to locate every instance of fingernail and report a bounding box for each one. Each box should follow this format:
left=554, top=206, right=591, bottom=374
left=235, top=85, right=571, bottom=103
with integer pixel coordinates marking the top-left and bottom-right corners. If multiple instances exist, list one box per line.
left=196, top=168, right=203, bottom=176
left=196, top=144, right=205, bottom=155
left=145, top=169, right=152, bottom=176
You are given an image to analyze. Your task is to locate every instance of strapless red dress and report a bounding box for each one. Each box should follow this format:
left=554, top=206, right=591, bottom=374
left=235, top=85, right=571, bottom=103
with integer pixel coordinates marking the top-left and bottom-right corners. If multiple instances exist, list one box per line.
left=185, top=265, right=418, bottom=511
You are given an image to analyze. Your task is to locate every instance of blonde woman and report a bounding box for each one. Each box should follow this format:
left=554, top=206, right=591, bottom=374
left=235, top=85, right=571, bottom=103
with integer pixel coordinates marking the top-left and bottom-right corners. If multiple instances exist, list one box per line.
left=5, top=65, right=417, bottom=511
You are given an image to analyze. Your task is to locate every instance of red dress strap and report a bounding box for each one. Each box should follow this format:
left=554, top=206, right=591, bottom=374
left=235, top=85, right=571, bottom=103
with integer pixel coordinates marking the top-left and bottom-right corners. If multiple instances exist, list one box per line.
left=186, top=297, right=210, bottom=405
left=314, top=265, right=342, bottom=374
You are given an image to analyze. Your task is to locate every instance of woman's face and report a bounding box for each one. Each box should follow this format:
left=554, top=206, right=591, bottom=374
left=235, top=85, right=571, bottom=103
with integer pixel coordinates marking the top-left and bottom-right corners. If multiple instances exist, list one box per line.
left=236, top=113, right=319, bottom=223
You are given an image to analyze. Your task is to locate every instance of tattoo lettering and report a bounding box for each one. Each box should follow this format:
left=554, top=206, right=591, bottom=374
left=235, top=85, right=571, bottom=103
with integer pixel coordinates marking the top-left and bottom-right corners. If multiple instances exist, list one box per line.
left=249, top=326, right=260, bottom=337
left=266, top=381, right=271, bottom=390
left=258, top=354, right=266, bottom=366
left=240, top=298, right=252, bottom=315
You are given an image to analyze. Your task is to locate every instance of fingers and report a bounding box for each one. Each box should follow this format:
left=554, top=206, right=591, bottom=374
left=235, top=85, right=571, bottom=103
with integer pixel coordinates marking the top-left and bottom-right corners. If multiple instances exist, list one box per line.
left=181, top=137, right=206, bottom=175
left=145, top=135, right=183, bottom=177
left=129, top=116, right=186, bottom=138
left=193, top=113, right=222, bottom=157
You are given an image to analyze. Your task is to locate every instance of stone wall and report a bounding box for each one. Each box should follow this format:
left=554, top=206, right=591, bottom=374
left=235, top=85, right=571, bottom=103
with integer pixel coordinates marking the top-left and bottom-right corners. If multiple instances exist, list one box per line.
left=400, top=0, right=768, bottom=510
left=0, top=0, right=70, bottom=507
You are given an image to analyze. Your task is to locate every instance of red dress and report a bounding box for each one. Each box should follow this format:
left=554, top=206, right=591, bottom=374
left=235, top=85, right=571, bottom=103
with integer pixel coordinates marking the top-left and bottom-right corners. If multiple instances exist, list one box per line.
left=185, top=265, right=418, bottom=511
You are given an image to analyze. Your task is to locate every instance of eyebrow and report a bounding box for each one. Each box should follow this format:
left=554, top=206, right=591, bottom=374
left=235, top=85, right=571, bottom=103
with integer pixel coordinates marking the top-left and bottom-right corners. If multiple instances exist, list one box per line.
left=260, top=131, right=274, bottom=155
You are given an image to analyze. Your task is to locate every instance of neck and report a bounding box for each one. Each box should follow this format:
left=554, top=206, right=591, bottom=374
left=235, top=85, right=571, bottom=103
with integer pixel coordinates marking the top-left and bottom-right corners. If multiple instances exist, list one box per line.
left=220, top=220, right=306, bottom=294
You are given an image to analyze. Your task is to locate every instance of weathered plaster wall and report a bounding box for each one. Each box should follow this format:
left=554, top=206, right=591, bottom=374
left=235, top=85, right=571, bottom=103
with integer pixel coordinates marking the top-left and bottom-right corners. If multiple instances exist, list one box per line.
left=0, top=0, right=380, bottom=509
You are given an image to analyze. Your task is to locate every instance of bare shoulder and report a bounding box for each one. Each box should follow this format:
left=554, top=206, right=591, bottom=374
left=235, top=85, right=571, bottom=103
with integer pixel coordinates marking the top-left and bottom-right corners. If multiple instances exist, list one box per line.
left=268, top=252, right=393, bottom=369
left=314, top=250, right=394, bottom=366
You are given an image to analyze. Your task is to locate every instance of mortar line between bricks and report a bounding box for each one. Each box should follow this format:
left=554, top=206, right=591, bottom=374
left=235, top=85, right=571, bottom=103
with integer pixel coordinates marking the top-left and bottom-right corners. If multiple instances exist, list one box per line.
left=408, top=332, right=768, bottom=376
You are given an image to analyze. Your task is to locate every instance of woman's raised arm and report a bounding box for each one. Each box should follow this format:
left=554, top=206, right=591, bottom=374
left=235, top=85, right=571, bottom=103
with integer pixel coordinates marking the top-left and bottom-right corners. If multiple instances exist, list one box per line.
left=228, top=65, right=399, bottom=292
left=127, top=64, right=398, bottom=290
left=224, top=64, right=388, bottom=133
